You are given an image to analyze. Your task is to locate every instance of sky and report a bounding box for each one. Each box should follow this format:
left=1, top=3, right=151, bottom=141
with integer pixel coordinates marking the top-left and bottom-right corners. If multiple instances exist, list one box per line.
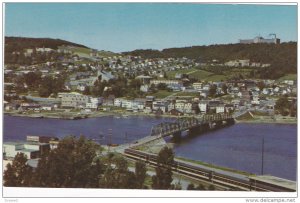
left=5, top=3, right=298, bottom=53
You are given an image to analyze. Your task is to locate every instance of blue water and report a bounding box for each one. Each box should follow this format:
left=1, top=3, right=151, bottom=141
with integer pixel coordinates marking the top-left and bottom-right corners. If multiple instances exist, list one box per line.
left=3, top=115, right=297, bottom=180
left=173, top=123, right=297, bottom=181
left=3, top=115, right=175, bottom=144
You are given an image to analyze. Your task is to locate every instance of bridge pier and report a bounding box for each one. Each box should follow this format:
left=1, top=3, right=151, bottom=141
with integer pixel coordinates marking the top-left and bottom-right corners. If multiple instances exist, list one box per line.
left=226, top=118, right=235, bottom=125
left=215, top=121, right=223, bottom=129
left=172, top=131, right=182, bottom=141
left=189, top=126, right=202, bottom=135
left=201, top=123, right=210, bottom=132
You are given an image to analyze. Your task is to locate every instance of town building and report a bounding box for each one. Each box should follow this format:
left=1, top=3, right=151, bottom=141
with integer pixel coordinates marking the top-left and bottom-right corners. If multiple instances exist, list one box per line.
left=239, top=36, right=280, bottom=44
left=198, top=101, right=208, bottom=113
left=98, top=70, right=115, bottom=82
left=3, top=142, right=50, bottom=159
left=60, top=92, right=89, bottom=108
left=150, top=79, right=181, bottom=86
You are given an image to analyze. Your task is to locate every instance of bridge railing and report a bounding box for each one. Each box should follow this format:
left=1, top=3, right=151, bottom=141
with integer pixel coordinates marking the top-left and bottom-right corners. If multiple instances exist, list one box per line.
left=150, top=113, right=232, bottom=137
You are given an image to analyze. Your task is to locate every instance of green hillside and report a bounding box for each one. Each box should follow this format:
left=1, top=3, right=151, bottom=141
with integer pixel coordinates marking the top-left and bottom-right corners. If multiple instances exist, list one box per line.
left=124, top=42, right=297, bottom=79
left=5, top=37, right=88, bottom=52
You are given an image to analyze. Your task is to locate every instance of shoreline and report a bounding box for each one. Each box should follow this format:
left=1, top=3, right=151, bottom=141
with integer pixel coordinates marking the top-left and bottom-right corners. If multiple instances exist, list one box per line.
left=235, top=118, right=297, bottom=125
left=4, top=111, right=297, bottom=124
left=4, top=110, right=181, bottom=120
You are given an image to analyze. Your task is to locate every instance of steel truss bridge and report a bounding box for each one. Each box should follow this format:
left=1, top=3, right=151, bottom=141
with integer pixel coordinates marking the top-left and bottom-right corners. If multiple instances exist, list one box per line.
left=150, top=113, right=234, bottom=137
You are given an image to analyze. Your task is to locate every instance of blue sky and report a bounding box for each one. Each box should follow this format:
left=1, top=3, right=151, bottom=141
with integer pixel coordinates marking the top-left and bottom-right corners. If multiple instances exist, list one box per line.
left=5, top=3, right=297, bottom=53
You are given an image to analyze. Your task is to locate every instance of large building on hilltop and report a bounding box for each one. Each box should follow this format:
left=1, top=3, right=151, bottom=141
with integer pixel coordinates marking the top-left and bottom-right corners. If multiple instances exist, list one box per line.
left=239, top=36, right=280, bottom=44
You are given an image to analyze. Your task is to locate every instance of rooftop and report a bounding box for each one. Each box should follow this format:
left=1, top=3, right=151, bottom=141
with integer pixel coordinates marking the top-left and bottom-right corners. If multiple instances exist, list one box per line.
left=18, top=148, right=39, bottom=153
left=4, top=142, right=24, bottom=146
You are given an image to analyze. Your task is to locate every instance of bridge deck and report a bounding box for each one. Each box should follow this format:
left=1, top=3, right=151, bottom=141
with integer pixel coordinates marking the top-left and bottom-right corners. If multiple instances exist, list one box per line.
left=150, top=113, right=234, bottom=137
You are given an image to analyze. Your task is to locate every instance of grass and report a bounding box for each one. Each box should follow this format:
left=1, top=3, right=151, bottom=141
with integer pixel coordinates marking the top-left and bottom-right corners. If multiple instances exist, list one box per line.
left=219, top=94, right=234, bottom=101
left=167, top=67, right=230, bottom=82
left=167, top=68, right=197, bottom=78
left=175, top=92, right=199, bottom=97
left=72, top=47, right=91, bottom=55
left=27, top=91, right=40, bottom=97
left=149, top=90, right=174, bottom=99
left=250, top=111, right=269, bottom=116
left=235, top=111, right=254, bottom=120
left=176, top=156, right=252, bottom=176
left=277, top=74, right=297, bottom=82
left=188, top=69, right=213, bottom=80
left=204, top=74, right=228, bottom=82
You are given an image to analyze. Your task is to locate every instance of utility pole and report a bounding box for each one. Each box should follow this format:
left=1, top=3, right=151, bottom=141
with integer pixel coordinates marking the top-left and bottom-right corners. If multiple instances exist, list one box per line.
left=108, top=128, right=112, bottom=152
left=125, top=132, right=128, bottom=144
left=261, top=137, right=265, bottom=175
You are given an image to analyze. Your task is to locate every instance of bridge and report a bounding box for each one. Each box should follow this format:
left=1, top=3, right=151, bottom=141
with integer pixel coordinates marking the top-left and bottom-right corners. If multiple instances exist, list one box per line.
left=150, top=113, right=235, bottom=138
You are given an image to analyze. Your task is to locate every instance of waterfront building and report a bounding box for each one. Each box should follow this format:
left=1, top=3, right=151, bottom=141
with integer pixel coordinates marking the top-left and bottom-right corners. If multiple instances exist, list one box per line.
left=60, top=92, right=89, bottom=108
left=86, top=97, right=101, bottom=109
left=152, top=101, right=169, bottom=113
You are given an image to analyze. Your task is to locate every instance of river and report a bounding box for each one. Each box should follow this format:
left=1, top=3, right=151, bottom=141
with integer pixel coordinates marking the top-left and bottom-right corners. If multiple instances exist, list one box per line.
left=3, top=115, right=297, bottom=181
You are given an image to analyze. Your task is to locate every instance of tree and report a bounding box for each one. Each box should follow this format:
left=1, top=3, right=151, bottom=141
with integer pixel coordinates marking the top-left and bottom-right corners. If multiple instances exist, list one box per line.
left=257, top=81, right=266, bottom=91
left=157, top=83, right=168, bottom=90
left=130, top=79, right=142, bottom=90
left=99, top=156, right=138, bottom=189
left=3, top=153, right=32, bottom=187
left=208, top=184, right=216, bottom=190
left=83, top=86, right=91, bottom=95
left=209, top=84, right=217, bottom=98
left=221, top=83, right=228, bottom=94
left=171, top=181, right=182, bottom=190
left=196, top=183, right=206, bottom=190
left=23, top=71, right=42, bottom=90
left=134, top=161, right=147, bottom=188
left=152, top=147, right=174, bottom=189
left=187, top=183, right=195, bottom=190
left=275, top=96, right=290, bottom=116
left=33, top=135, right=101, bottom=187
left=3, top=163, right=17, bottom=186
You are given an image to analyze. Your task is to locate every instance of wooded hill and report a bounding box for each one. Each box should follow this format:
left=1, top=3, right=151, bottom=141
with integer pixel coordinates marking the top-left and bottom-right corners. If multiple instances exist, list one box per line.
left=5, top=36, right=88, bottom=53
left=124, top=42, right=297, bottom=79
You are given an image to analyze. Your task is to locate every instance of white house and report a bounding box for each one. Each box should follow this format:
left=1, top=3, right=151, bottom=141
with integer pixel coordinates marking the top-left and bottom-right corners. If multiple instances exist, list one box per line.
left=77, top=84, right=87, bottom=91
left=140, top=85, right=149, bottom=93
left=41, top=105, right=53, bottom=111
left=192, top=82, right=203, bottom=91
left=183, top=102, right=193, bottom=114
left=216, top=105, right=225, bottom=113
left=114, top=98, right=123, bottom=107
left=153, top=101, right=169, bottom=113
left=198, top=101, right=208, bottom=113
left=86, top=97, right=101, bottom=109
left=175, top=102, right=185, bottom=113
left=168, top=102, right=175, bottom=111
left=283, top=80, right=294, bottom=85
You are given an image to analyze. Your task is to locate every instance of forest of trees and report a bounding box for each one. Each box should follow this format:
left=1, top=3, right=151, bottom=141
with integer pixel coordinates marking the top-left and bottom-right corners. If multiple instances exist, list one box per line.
left=3, top=136, right=147, bottom=188
left=3, top=136, right=189, bottom=189
left=5, top=37, right=87, bottom=53
left=124, top=42, right=297, bottom=79
left=5, top=37, right=88, bottom=65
